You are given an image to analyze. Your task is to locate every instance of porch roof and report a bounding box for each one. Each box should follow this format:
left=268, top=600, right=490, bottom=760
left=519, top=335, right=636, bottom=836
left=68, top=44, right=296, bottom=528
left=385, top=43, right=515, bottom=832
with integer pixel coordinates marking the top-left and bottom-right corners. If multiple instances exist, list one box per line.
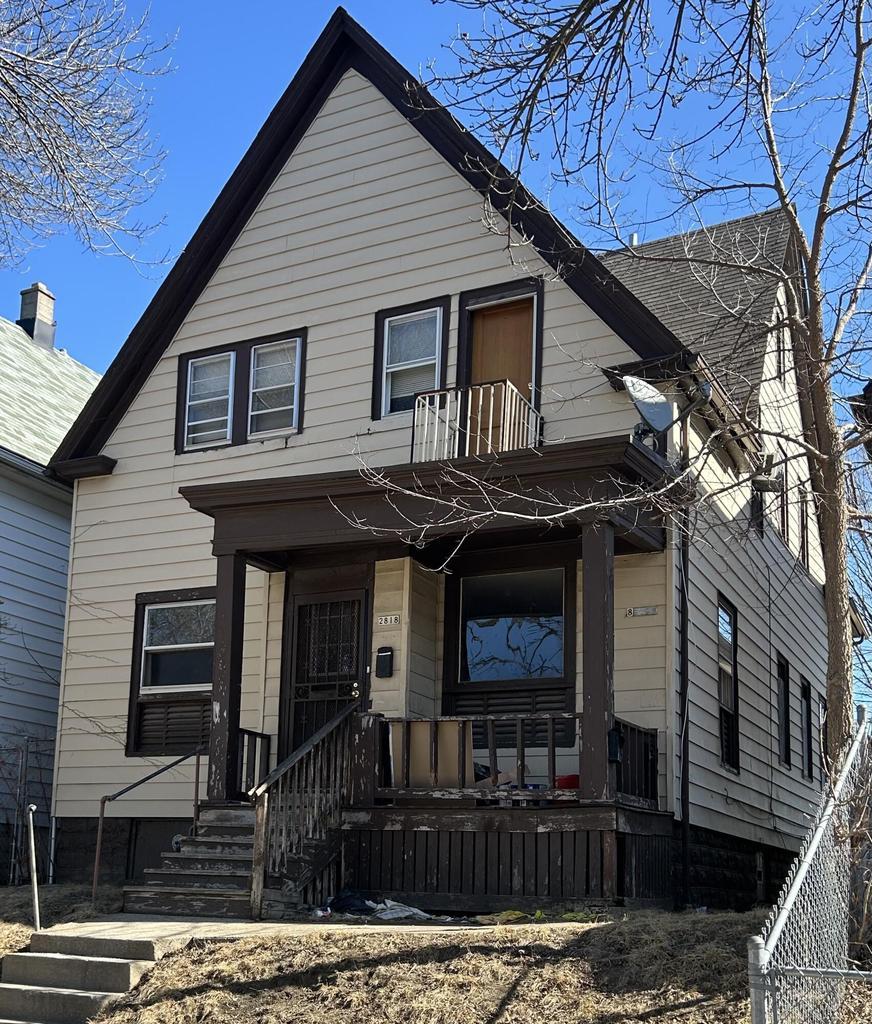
left=180, top=436, right=671, bottom=567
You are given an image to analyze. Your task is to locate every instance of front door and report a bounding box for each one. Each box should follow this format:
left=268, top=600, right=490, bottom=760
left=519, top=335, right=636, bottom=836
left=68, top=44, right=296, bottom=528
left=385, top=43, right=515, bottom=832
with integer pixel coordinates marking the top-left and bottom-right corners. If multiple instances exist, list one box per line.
left=278, top=571, right=369, bottom=759
left=467, top=297, right=534, bottom=451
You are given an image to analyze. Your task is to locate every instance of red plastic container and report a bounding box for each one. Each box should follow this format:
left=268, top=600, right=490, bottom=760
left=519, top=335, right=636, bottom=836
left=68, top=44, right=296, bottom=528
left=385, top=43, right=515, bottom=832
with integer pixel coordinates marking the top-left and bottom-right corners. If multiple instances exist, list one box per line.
left=555, top=773, right=579, bottom=789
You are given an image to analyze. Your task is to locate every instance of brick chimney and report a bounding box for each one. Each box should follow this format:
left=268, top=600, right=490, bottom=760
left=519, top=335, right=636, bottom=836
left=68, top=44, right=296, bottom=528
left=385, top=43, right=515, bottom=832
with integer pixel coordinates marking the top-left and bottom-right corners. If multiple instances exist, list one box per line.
left=17, top=282, right=56, bottom=349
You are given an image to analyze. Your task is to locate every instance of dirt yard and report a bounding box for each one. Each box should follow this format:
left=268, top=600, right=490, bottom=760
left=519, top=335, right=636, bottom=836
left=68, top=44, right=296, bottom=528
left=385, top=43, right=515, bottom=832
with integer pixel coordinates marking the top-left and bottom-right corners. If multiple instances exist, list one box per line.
left=98, top=911, right=768, bottom=1024
left=0, top=883, right=121, bottom=959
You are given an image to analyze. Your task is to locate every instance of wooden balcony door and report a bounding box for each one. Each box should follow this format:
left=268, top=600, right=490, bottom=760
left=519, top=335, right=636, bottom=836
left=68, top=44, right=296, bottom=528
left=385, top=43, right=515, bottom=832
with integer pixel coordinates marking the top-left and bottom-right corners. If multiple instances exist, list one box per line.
left=278, top=568, right=370, bottom=760
left=468, top=297, right=534, bottom=449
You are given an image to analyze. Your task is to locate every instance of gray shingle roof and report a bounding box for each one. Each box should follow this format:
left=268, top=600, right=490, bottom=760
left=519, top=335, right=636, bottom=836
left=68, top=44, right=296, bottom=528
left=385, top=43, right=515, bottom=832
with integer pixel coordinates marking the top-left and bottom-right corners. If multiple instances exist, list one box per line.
left=0, top=317, right=100, bottom=467
left=600, top=209, right=791, bottom=412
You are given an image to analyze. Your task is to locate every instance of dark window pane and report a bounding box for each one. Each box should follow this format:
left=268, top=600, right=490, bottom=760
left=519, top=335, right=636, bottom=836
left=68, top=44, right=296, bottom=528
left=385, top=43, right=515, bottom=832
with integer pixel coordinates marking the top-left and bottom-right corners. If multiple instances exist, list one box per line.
left=146, top=603, right=214, bottom=647
left=143, top=648, right=213, bottom=689
left=460, top=568, right=564, bottom=682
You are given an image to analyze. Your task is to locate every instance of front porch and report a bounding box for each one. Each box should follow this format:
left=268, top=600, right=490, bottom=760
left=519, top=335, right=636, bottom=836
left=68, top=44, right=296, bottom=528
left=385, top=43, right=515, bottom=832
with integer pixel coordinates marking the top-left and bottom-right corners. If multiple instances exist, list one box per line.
left=146, top=437, right=676, bottom=916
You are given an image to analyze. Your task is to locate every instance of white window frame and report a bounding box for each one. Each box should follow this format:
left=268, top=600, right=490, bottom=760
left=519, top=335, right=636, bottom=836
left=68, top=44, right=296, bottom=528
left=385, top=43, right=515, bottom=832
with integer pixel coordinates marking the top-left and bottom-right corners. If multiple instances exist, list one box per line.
left=247, top=337, right=302, bottom=440
left=140, top=599, right=215, bottom=695
left=381, top=306, right=443, bottom=417
left=184, top=352, right=235, bottom=451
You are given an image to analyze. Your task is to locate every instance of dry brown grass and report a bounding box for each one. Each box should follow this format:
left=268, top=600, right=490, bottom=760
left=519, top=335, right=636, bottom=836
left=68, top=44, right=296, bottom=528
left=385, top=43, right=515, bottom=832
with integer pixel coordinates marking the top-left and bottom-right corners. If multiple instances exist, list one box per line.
left=98, top=910, right=785, bottom=1024
left=0, top=883, right=122, bottom=959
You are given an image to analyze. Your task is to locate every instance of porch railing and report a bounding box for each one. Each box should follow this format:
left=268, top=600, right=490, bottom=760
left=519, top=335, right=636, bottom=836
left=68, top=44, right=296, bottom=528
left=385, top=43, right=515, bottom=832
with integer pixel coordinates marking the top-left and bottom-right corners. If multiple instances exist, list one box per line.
left=372, top=713, right=584, bottom=802
left=248, top=704, right=355, bottom=916
left=411, top=380, right=543, bottom=463
left=614, top=720, right=659, bottom=805
left=237, top=728, right=271, bottom=795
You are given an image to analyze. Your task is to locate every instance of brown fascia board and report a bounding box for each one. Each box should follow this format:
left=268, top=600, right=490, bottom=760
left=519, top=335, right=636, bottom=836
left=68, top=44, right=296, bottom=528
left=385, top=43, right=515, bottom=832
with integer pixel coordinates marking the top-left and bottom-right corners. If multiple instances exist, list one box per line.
left=180, top=436, right=669, bottom=517
left=50, top=454, right=117, bottom=482
left=50, top=7, right=686, bottom=469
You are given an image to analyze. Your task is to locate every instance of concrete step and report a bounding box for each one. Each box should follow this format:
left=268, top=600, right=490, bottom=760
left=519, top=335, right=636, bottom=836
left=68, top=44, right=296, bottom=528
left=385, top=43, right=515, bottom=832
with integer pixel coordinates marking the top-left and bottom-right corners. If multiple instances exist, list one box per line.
left=123, top=885, right=251, bottom=919
left=0, top=982, right=116, bottom=1024
left=142, top=868, right=251, bottom=891
left=29, top=932, right=159, bottom=962
left=2, top=952, right=149, bottom=993
left=161, top=851, right=253, bottom=873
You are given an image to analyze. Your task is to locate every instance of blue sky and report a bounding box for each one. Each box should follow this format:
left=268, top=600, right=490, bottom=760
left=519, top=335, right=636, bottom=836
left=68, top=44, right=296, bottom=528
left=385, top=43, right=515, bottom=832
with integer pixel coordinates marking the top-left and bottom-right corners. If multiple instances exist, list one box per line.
left=0, top=2, right=474, bottom=373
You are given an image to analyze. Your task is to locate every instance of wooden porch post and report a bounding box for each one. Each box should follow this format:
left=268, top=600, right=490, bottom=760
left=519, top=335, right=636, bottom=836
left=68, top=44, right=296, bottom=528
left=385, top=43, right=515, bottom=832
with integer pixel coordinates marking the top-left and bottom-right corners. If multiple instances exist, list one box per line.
left=207, top=552, right=246, bottom=803
left=581, top=522, right=615, bottom=801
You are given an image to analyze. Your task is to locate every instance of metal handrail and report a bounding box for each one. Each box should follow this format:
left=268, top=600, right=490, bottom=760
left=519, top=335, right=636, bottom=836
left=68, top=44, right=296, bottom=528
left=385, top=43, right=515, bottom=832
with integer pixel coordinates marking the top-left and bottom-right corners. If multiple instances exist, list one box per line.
left=91, top=746, right=205, bottom=903
left=248, top=703, right=357, bottom=799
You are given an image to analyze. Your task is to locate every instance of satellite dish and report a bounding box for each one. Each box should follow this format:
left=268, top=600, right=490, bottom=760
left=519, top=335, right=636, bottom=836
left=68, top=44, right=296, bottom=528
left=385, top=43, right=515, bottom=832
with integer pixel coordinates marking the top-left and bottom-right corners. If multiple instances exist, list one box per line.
left=623, top=375, right=676, bottom=434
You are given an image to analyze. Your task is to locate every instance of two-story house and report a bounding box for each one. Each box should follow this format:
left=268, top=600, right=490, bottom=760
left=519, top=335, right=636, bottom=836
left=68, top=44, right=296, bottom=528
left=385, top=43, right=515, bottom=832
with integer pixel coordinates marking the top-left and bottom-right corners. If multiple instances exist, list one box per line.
left=48, top=9, right=843, bottom=916
left=0, top=282, right=99, bottom=882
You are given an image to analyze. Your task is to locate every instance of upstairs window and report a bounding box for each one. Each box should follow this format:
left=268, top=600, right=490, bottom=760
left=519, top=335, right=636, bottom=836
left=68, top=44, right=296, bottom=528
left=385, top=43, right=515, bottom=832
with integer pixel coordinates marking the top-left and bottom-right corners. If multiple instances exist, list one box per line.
left=372, top=297, right=449, bottom=420
left=717, top=595, right=740, bottom=771
left=799, top=485, right=810, bottom=569
left=248, top=338, right=301, bottom=437
left=177, top=331, right=306, bottom=453
left=383, top=308, right=442, bottom=414
left=776, top=654, right=791, bottom=767
left=801, top=679, right=814, bottom=780
left=185, top=352, right=234, bottom=448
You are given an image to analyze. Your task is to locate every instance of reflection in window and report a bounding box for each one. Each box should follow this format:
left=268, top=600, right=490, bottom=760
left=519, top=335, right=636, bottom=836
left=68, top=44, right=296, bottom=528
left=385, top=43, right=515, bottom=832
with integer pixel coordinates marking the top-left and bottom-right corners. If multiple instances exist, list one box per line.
left=460, top=568, right=564, bottom=682
left=141, top=600, right=215, bottom=691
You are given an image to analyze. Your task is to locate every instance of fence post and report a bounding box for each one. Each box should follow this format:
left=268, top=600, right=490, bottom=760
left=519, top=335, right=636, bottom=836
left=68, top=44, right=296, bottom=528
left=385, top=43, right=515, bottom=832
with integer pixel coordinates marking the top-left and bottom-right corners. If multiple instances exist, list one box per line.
left=748, top=936, right=769, bottom=1024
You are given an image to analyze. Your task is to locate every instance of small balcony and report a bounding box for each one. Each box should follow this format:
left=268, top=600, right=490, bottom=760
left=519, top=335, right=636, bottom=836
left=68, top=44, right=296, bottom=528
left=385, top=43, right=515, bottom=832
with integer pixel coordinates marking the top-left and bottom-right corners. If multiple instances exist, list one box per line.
left=411, top=380, right=543, bottom=463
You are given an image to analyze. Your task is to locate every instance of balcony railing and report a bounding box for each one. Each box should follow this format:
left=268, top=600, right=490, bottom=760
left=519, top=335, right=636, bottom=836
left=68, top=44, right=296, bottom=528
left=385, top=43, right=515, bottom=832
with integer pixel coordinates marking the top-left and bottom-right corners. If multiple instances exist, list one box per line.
left=411, top=380, right=543, bottom=463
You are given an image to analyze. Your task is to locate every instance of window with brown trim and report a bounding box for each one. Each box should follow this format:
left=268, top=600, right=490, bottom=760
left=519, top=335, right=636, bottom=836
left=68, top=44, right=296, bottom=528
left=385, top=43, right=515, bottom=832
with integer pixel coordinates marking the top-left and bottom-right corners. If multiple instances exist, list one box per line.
left=776, top=654, right=791, bottom=768
left=126, top=588, right=215, bottom=756
left=372, top=297, right=450, bottom=420
left=717, top=594, right=740, bottom=771
left=801, top=678, right=814, bottom=780
left=175, top=329, right=307, bottom=453
left=441, top=549, right=576, bottom=743
left=799, top=485, right=810, bottom=570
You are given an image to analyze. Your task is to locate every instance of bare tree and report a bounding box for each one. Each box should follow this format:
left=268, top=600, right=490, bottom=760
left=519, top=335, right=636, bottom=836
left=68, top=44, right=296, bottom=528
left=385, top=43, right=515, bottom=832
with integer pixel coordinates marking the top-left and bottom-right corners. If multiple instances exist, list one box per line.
left=0, top=0, right=172, bottom=265
left=378, top=0, right=872, bottom=754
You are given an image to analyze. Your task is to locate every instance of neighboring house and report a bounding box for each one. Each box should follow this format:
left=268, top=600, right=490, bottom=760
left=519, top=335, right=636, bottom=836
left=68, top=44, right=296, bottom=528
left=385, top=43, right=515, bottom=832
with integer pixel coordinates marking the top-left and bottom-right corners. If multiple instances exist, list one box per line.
left=48, top=10, right=851, bottom=914
left=0, top=283, right=99, bottom=880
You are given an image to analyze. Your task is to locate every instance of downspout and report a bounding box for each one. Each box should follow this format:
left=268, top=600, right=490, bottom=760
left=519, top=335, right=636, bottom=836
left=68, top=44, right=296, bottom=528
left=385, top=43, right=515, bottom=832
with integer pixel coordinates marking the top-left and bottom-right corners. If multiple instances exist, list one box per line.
left=678, top=417, right=691, bottom=909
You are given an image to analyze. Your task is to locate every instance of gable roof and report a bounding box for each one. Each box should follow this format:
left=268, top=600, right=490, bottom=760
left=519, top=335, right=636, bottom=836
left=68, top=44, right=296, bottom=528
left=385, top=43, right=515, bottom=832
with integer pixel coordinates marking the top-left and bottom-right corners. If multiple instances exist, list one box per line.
left=50, top=6, right=688, bottom=469
left=600, top=210, right=792, bottom=413
left=0, top=317, right=99, bottom=468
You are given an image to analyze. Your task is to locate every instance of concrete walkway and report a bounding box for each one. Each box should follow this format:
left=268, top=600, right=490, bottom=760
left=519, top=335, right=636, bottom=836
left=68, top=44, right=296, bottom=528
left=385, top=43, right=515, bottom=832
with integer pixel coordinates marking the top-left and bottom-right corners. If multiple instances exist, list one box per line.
left=40, top=913, right=485, bottom=954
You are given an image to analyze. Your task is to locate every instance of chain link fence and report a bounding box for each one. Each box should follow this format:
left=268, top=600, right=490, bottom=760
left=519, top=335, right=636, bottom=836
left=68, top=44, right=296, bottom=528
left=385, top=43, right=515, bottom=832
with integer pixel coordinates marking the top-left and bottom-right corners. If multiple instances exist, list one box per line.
left=748, top=708, right=872, bottom=1023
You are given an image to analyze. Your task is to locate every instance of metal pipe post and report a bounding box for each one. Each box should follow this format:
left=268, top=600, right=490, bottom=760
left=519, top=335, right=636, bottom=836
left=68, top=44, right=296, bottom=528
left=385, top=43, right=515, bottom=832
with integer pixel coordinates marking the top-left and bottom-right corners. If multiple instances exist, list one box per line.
left=26, top=804, right=40, bottom=932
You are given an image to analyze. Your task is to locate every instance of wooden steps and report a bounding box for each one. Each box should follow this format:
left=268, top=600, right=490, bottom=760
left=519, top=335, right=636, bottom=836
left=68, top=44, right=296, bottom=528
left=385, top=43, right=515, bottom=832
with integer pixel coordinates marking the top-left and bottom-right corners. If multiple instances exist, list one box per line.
left=122, top=805, right=256, bottom=919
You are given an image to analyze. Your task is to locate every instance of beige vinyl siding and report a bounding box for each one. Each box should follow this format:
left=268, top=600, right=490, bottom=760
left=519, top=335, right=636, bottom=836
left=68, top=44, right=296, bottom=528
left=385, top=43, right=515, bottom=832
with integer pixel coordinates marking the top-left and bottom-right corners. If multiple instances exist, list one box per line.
left=672, top=319, right=828, bottom=848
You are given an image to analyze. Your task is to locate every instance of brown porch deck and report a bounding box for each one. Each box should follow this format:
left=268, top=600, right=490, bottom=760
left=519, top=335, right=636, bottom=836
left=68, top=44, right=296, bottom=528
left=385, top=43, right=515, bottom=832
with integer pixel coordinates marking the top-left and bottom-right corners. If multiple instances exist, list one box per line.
left=249, top=710, right=672, bottom=916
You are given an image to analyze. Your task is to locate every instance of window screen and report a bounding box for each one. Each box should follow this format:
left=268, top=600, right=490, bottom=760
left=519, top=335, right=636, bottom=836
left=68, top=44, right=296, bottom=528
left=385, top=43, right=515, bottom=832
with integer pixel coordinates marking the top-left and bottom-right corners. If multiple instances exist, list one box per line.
left=383, top=308, right=441, bottom=414
left=248, top=338, right=299, bottom=436
left=141, top=601, right=215, bottom=692
left=185, top=353, right=234, bottom=448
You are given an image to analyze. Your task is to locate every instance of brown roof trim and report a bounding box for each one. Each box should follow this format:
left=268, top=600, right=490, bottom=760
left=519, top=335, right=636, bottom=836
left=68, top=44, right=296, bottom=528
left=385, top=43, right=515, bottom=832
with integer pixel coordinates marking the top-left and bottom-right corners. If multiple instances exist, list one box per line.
left=50, top=7, right=685, bottom=468
left=51, top=454, right=117, bottom=482
left=180, top=436, right=668, bottom=517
